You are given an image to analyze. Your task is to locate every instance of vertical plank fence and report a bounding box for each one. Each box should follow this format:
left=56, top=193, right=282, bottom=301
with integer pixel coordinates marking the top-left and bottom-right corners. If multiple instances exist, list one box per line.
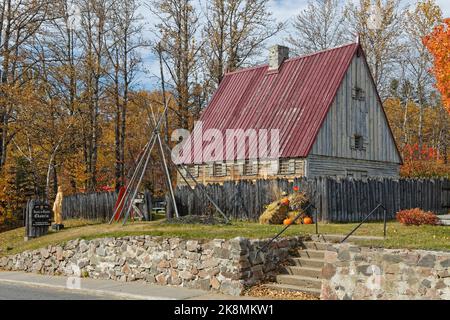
left=62, top=192, right=117, bottom=222
left=60, top=178, right=450, bottom=223
left=173, top=177, right=450, bottom=222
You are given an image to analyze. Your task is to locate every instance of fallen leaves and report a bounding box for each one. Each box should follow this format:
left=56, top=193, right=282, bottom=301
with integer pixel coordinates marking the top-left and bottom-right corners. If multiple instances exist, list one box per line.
left=242, top=284, right=319, bottom=300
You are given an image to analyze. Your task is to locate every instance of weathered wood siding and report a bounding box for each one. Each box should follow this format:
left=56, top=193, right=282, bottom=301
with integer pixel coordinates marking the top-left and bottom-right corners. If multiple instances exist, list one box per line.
left=306, top=155, right=399, bottom=178
left=62, top=192, right=117, bottom=222
left=178, top=159, right=306, bottom=186
left=173, top=178, right=450, bottom=222
left=310, top=53, right=401, bottom=165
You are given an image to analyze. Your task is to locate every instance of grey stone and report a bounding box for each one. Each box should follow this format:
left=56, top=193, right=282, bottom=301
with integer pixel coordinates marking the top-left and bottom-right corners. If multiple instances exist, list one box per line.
left=383, top=254, right=402, bottom=264
left=179, top=270, right=193, bottom=280
left=337, top=250, right=350, bottom=261
left=418, top=255, right=436, bottom=268
left=421, top=279, right=432, bottom=288
left=440, top=259, right=450, bottom=268
left=40, top=248, right=50, bottom=259
left=197, top=278, right=211, bottom=291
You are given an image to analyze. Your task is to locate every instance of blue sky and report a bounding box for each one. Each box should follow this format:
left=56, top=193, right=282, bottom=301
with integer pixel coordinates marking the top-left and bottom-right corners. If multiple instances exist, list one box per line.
left=137, top=0, right=450, bottom=90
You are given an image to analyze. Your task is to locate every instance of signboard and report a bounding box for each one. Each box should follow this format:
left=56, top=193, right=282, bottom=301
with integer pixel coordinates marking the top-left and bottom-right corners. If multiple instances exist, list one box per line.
left=31, top=202, right=52, bottom=227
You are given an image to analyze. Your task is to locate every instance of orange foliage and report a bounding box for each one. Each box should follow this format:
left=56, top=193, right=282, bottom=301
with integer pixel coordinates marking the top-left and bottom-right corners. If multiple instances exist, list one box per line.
left=423, top=18, right=450, bottom=114
left=400, top=143, right=450, bottom=177
left=396, top=208, right=440, bottom=226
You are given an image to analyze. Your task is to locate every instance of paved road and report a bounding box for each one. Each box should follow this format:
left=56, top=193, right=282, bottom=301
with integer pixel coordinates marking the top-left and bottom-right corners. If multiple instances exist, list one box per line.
left=0, top=282, right=114, bottom=300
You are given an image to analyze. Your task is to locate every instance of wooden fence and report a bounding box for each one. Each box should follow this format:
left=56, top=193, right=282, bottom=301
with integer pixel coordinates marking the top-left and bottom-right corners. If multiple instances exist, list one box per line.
left=174, top=178, right=450, bottom=222
left=62, top=192, right=117, bottom=222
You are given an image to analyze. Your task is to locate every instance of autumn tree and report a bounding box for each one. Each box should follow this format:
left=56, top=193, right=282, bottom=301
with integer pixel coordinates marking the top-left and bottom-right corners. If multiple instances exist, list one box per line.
left=287, top=0, right=347, bottom=55
left=345, top=0, right=406, bottom=98
left=105, top=0, right=146, bottom=191
left=76, top=0, right=112, bottom=191
left=148, top=0, right=201, bottom=130
left=0, top=0, right=53, bottom=169
left=423, top=18, right=450, bottom=115
left=404, top=0, right=442, bottom=154
left=202, top=0, right=283, bottom=86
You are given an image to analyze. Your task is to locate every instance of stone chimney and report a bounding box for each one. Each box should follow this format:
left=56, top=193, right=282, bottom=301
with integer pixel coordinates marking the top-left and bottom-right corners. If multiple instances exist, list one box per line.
left=268, top=45, right=289, bottom=71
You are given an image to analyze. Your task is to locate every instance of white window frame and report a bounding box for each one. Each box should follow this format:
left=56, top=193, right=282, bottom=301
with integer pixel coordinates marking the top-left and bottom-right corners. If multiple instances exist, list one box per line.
left=278, top=159, right=295, bottom=175
left=213, top=162, right=226, bottom=177
left=243, top=159, right=257, bottom=176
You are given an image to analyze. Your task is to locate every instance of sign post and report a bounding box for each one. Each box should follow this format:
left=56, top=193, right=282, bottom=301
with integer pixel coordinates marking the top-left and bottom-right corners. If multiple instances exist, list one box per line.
left=25, top=199, right=52, bottom=241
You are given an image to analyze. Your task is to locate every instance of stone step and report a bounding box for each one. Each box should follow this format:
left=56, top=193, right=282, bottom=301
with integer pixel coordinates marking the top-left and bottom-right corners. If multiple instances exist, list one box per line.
left=264, top=283, right=321, bottom=298
left=301, top=241, right=329, bottom=251
left=282, top=266, right=323, bottom=279
left=296, top=249, right=325, bottom=259
left=276, top=275, right=322, bottom=290
left=438, top=216, right=450, bottom=226
left=289, top=257, right=325, bottom=268
left=311, top=234, right=384, bottom=243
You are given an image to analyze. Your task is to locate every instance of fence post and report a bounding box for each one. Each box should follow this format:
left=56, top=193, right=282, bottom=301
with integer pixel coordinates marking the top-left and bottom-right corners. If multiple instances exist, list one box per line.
left=315, top=208, right=318, bottom=235
left=383, top=208, right=387, bottom=238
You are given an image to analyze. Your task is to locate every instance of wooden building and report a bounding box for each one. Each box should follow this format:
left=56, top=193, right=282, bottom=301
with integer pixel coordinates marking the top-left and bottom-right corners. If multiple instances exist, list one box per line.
left=177, top=42, right=402, bottom=185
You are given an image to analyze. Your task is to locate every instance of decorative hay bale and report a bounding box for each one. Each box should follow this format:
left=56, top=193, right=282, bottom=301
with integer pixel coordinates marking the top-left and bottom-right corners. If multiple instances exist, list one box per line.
left=286, top=211, right=305, bottom=224
left=259, top=201, right=289, bottom=224
left=259, top=191, right=309, bottom=225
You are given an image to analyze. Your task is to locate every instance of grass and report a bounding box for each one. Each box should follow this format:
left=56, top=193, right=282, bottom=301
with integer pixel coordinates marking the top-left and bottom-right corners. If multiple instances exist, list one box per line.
left=0, top=218, right=449, bottom=257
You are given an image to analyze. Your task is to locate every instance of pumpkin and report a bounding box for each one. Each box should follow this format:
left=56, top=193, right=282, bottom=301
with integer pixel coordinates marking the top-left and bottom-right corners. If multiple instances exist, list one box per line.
left=280, top=198, right=290, bottom=206
left=303, top=217, right=313, bottom=225
left=283, top=218, right=293, bottom=226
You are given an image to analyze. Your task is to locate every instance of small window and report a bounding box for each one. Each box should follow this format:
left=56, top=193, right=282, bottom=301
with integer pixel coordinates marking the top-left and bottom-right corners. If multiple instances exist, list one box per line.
left=352, top=86, right=365, bottom=101
left=213, top=162, right=226, bottom=177
left=353, top=135, right=365, bottom=151
left=278, top=159, right=295, bottom=175
left=187, top=165, right=199, bottom=178
left=243, top=159, right=257, bottom=176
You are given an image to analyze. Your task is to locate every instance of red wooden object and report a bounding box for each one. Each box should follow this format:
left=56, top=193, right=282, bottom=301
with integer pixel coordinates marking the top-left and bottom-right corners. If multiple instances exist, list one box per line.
left=113, top=186, right=126, bottom=221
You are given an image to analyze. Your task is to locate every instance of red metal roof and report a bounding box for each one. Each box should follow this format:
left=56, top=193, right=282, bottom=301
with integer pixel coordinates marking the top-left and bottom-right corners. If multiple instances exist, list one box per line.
left=181, top=43, right=361, bottom=164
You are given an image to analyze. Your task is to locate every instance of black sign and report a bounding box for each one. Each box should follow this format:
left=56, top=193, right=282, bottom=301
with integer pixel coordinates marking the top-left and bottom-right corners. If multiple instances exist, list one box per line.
left=31, top=202, right=52, bottom=227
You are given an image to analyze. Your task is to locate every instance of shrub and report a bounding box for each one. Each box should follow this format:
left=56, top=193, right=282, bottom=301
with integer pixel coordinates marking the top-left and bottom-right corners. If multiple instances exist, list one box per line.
left=396, top=208, right=440, bottom=226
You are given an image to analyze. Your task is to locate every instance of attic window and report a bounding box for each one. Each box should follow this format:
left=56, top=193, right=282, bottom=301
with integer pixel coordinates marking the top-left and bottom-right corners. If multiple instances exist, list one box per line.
left=213, top=162, right=226, bottom=177
left=243, top=159, right=257, bottom=176
left=278, top=159, right=295, bottom=175
left=352, top=86, right=365, bottom=101
left=353, top=135, right=365, bottom=151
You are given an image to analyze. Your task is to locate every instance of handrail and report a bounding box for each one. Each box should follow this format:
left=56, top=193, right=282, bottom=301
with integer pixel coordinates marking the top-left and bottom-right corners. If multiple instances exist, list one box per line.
left=256, top=202, right=317, bottom=256
left=340, top=203, right=387, bottom=243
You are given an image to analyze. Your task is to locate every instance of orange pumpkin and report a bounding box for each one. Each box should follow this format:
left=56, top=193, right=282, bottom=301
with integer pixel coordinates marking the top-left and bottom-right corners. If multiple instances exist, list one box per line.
left=280, top=198, right=290, bottom=206
left=283, top=218, right=293, bottom=226
left=303, top=217, right=313, bottom=225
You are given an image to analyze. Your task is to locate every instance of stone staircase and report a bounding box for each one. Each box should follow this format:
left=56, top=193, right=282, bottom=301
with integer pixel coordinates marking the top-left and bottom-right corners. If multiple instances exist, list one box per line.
left=265, top=241, right=327, bottom=297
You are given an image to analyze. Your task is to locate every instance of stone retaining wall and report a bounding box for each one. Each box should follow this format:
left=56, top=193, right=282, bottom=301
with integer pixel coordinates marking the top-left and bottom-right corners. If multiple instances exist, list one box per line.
left=321, top=244, right=450, bottom=300
left=0, top=236, right=306, bottom=296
